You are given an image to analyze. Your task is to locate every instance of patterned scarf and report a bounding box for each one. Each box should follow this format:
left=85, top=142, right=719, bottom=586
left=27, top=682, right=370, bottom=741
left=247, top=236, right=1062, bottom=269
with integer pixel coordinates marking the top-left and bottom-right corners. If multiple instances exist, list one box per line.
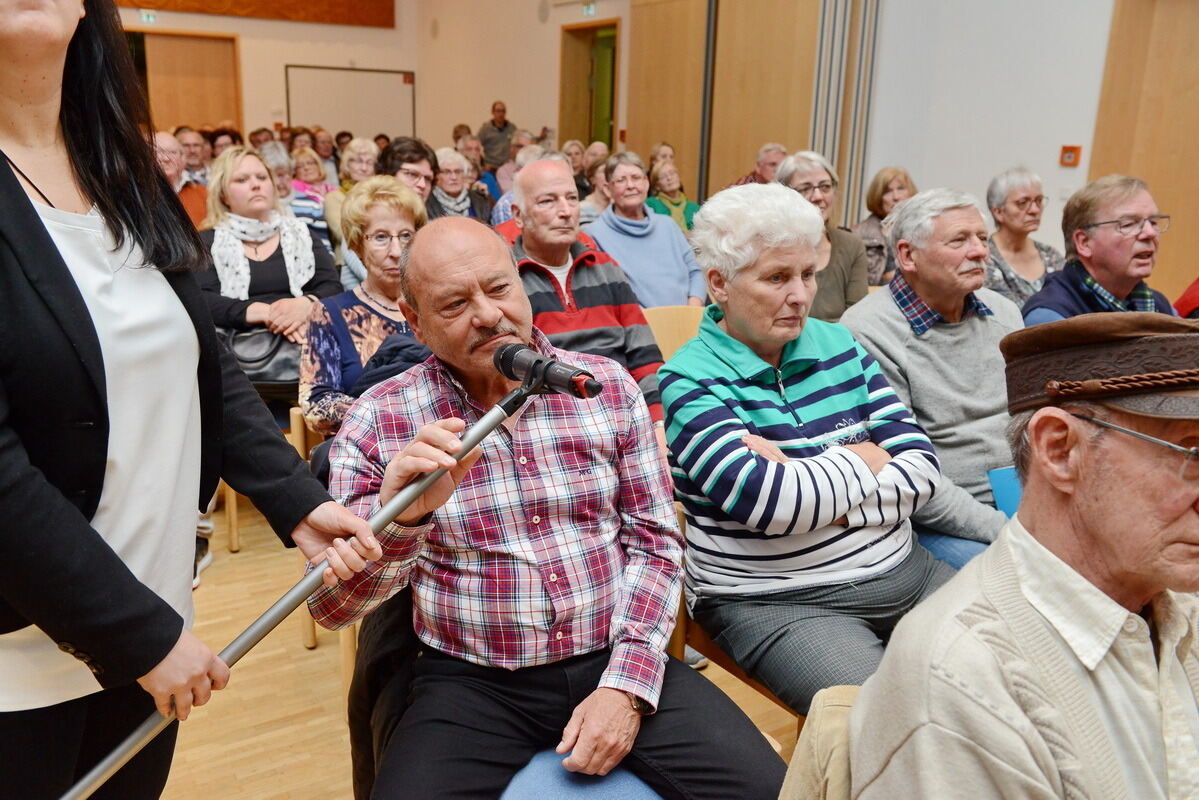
left=210, top=211, right=315, bottom=300
left=432, top=185, right=472, bottom=216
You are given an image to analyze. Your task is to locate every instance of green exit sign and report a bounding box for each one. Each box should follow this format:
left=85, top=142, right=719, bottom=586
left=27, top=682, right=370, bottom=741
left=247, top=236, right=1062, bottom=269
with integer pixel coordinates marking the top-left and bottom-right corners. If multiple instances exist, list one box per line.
left=139, top=10, right=156, bottom=23
left=582, top=2, right=596, bottom=16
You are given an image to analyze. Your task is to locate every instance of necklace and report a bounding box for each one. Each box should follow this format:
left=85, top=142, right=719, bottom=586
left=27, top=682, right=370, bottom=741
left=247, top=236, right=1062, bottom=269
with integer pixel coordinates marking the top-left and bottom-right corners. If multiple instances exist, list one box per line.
left=360, top=285, right=401, bottom=312
left=3, top=152, right=56, bottom=209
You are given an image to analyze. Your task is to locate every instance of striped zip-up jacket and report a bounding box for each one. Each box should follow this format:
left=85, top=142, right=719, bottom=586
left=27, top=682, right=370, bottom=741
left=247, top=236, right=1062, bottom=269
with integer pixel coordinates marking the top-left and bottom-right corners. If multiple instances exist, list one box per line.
left=514, top=234, right=664, bottom=421
left=660, top=307, right=940, bottom=600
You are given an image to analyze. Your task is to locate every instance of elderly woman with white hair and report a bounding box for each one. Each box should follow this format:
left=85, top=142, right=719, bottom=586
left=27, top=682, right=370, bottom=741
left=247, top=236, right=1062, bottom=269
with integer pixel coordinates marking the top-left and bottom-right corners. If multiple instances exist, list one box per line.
left=322, top=137, right=379, bottom=260
left=425, top=147, right=493, bottom=221
left=659, top=182, right=950, bottom=715
left=775, top=150, right=868, bottom=321
left=983, top=166, right=1065, bottom=306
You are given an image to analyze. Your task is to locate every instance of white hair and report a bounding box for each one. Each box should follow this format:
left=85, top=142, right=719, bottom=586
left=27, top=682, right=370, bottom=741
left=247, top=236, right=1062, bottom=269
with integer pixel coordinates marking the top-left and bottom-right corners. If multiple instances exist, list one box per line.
left=434, top=147, right=469, bottom=173
left=775, top=149, right=839, bottom=188
left=756, top=142, right=787, bottom=163
left=257, top=140, right=292, bottom=171
left=986, top=166, right=1042, bottom=223
left=510, top=151, right=571, bottom=210
left=885, top=188, right=986, bottom=251
left=690, top=183, right=825, bottom=280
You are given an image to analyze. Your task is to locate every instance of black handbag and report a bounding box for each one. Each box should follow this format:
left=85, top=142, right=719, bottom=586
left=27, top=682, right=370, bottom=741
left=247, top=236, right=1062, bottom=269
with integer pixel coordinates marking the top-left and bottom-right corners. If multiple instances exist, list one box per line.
left=218, top=327, right=301, bottom=386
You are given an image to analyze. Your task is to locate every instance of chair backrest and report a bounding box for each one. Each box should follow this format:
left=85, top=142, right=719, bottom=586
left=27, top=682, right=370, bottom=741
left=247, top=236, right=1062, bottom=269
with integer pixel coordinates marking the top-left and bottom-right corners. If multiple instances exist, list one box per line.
left=641, top=305, right=704, bottom=361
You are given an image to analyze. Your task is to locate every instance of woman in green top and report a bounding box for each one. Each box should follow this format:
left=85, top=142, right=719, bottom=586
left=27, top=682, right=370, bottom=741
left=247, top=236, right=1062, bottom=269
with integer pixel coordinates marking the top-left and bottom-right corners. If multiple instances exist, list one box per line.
left=647, top=160, right=700, bottom=231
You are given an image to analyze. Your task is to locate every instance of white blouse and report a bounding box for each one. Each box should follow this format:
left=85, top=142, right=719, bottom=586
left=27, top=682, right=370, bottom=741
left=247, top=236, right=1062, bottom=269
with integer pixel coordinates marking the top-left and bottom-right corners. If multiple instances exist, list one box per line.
left=0, top=205, right=203, bottom=711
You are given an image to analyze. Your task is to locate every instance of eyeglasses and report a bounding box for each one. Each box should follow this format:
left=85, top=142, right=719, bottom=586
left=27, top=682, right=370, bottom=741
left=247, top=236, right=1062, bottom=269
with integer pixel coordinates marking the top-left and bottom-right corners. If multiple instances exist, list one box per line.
left=347, top=157, right=376, bottom=168
left=365, top=230, right=415, bottom=249
left=1086, top=215, right=1171, bottom=237
left=610, top=173, right=648, bottom=187
left=397, top=166, right=434, bottom=186
left=791, top=181, right=837, bottom=197
left=1070, top=413, right=1199, bottom=481
left=440, top=168, right=466, bottom=177
left=1010, top=195, right=1048, bottom=210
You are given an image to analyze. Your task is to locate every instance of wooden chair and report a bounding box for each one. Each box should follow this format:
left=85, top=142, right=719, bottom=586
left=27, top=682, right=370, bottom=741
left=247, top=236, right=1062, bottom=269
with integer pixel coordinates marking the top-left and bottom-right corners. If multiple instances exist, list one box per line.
left=641, top=304, right=704, bottom=360
left=221, top=480, right=240, bottom=552
left=666, top=508, right=805, bottom=739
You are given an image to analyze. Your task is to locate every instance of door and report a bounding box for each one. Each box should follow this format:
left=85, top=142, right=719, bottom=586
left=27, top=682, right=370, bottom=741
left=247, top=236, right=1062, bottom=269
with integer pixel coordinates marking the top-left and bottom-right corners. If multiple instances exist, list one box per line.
left=559, top=19, right=621, bottom=148
left=125, top=30, right=242, bottom=131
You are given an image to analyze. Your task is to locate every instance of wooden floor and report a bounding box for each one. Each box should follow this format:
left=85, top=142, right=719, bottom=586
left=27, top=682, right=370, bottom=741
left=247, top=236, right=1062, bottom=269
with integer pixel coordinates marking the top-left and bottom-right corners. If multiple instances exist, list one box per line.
left=162, top=499, right=798, bottom=799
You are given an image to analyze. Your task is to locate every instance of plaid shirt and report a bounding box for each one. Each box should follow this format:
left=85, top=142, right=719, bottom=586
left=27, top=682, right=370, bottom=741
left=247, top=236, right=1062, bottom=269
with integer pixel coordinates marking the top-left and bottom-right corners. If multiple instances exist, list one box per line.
left=888, top=269, right=994, bottom=335
left=1080, top=269, right=1160, bottom=312
left=308, top=330, right=683, bottom=707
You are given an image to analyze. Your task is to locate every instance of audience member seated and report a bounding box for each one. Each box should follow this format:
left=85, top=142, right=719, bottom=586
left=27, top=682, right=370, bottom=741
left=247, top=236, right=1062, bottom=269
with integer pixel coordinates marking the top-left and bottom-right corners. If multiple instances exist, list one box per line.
left=583, top=152, right=704, bottom=308
left=729, top=142, right=787, bottom=187
left=842, top=189, right=1022, bottom=568
left=477, top=99, right=517, bottom=172
left=849, top=313, right=1199, bottom=799
left=489, top=144, right=546, bottom=225
left=210, top=126, right=242, bottom=158
left=852, top=166, right=915, bottom=285
left=510, top=159, right=665, bottom=423
left=197, top=146, right=341, bottom=343
left=496, top=129, right=535, bottom=194
left=248, top=126, right=274, bottom=149
left=312, top=127, right=339, bottom=187
left=153, top=130, right=207, bottom=228
left=258, top=139, right=295, bottom=209
left=373, top=132, right=391, bottom=152
left=660, top=182, right=951, bottom=715
left=426, top=147, right=492, bottom=221
left=290, top=145, right=335, bottom=254
left=379, top=136, right=437, bottom=206
left=300, top=176, right=428, bottom=436
left=1175, top=274, right=1199, bottom=318
left=336, top=130, right=354, bottom=152
left=458, top=133, right=501, bottom=200
left=578, top=157, right=610, bottom=225
left=561, top=138, right=589, bottom=196
left=176, top=126, right=210, bottom=186
left=289, top=126, right=314, bottom=153
left=323, top=137, right=379, bottom=263
left=646, top=160, right=700, bottom=232
left=775, top=150, right=867, bottom=321
left=649, top=141, right=675, bottom=166
left=983, top=167, right=1065, bottom=306
left=582, top=140, right=610, bottom=175
left=1023, top=175, right=1175, bottom=324
left=308, top=216, right=786, bottom=799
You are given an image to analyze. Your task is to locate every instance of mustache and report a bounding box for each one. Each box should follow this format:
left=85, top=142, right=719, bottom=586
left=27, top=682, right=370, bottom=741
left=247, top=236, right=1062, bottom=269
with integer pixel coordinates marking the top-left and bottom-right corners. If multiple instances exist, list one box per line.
left=468, top=324, right=519, bottom=351
left=958, top=258, right=988, bottom=275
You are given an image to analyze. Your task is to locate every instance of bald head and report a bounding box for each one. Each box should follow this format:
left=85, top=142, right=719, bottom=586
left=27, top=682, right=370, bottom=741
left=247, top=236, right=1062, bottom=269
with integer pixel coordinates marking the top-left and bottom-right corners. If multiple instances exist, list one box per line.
left=401, top=217, right=517, bottom=310
left=153, top=131, right=184, bottom=184
left=515, top=160, right=574, bottom=213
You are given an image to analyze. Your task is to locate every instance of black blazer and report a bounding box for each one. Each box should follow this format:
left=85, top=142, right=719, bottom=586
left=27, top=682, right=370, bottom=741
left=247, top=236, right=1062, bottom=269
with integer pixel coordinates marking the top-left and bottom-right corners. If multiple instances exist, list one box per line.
left=0, top=161, right=331, bottom=689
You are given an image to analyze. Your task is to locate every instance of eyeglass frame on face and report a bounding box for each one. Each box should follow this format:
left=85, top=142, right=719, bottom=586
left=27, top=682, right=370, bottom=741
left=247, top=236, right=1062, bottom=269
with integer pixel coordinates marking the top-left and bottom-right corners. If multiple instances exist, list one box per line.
left=1009, top=194, right=1048, bottom=211
left=397, top=166, right=434, bottom=186
left=365, top=230, right=415, bottom=250
left=1085, top=214, right=1171, bottom=237
left=1070, top=412, right=1199, bottom=480
left=610, top=172, right=648, bottom=188
left=791, top=180, right=837, bottom=198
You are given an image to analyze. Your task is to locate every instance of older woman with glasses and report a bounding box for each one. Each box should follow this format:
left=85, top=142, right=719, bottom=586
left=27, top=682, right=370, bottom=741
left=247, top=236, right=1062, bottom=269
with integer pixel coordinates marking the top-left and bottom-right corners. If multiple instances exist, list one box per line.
left=323, top=137, right=379, bottom=257
left=290, top=145, right=336, bottom=254
left=984, top=167, right=1065, bottom=306
left=775, top=150, right=868, bottom=321
left=299, top=176, right=429, bottom=436
left=425, top=147, right=493, bottom=221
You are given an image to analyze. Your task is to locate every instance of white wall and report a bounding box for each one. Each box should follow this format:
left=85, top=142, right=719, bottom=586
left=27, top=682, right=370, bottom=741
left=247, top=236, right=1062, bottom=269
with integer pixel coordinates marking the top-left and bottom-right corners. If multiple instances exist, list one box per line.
left=415, top=0, right=630, bottom=149
left=862, top=0, right=1114, bottom=252
left=119, top=2, right=419, bottom=135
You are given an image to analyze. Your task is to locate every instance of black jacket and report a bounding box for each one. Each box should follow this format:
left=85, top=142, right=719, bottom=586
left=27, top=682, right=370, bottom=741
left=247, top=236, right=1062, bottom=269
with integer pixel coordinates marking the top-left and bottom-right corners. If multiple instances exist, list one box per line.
left=0, top=161, right=330, bottom=689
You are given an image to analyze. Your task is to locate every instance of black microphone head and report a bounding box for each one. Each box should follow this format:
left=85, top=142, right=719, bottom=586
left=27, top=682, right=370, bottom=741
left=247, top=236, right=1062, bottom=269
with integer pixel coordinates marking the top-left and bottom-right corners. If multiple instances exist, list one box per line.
left=494, top=343, right=530, bottom=380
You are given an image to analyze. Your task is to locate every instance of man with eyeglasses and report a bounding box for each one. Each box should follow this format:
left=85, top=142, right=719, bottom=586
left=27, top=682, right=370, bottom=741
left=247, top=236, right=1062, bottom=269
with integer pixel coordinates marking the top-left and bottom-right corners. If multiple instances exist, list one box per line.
left=848, top=312, right=1199, bottom=799
left=1022, top=174, right=1176, bottom=324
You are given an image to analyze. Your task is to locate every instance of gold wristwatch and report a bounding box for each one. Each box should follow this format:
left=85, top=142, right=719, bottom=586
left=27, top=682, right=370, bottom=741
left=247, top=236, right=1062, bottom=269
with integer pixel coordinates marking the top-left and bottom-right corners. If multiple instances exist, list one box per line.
left=626, top=692, right=653, bottom=715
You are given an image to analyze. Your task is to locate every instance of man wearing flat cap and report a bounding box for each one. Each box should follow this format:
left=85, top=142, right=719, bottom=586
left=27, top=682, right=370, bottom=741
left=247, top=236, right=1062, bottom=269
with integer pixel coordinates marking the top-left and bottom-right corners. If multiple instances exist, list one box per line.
left=847, top=312, right=1199, bottom=799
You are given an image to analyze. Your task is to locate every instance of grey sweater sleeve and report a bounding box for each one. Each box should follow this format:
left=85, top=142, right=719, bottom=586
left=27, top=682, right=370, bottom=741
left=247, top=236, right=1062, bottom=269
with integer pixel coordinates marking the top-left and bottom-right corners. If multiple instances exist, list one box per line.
left=911, top=481, right=1008, bottom=542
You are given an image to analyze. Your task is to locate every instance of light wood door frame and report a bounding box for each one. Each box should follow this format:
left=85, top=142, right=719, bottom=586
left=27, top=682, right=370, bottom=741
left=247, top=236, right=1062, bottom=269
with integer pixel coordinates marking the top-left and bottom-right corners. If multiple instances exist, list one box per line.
left=126, top=27, right=243, bottom=132
left=559, top=17, right=621, bottom=148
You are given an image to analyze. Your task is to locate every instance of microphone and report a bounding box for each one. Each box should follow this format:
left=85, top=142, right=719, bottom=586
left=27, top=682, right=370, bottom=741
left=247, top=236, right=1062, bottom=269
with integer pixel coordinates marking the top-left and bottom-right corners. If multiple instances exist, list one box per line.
left=494, top=343, right=604, bottom=399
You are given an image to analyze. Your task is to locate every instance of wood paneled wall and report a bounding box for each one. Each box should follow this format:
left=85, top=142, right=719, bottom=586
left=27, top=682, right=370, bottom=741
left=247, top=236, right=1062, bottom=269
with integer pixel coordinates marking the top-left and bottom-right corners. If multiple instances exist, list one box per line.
left=1090, top=0, right=1198, bottom=300
left=144, top=33, right=241, bottom=132
left=117, top=0, right=393, bottom=28
left=626, top=0, right=708, bottom=193
left=708, top=0, right=821, bottom=190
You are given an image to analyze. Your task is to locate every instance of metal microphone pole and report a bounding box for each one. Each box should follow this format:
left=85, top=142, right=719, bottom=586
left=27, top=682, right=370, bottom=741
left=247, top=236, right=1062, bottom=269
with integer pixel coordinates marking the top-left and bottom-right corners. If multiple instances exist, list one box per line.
left=62, top=376, right=550, bottom=800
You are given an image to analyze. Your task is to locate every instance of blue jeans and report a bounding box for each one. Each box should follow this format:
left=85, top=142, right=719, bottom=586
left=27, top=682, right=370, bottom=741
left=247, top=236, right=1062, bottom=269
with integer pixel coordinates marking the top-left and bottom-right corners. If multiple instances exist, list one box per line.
left=917, top=531, right=987, bottom=569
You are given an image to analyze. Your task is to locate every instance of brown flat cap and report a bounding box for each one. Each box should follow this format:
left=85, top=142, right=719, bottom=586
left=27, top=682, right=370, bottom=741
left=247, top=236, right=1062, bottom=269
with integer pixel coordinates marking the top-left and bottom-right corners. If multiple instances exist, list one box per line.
left=1001, top=312, right=1199, bottom=418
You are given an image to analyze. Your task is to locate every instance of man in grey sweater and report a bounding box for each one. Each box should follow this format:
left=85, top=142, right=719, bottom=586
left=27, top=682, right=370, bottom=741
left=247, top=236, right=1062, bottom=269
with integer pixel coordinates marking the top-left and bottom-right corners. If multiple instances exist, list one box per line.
left=842, top=189, right=1022, bottom=567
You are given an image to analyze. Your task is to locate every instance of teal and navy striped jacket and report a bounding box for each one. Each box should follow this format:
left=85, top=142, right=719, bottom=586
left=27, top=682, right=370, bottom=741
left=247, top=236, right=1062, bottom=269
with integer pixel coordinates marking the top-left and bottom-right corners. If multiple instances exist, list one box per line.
left=660, top=306, right=941, bottom=601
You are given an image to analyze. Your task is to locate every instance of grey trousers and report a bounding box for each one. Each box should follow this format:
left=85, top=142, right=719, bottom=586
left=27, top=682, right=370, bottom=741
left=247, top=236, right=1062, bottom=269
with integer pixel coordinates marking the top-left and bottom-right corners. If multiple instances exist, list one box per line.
left=691, top=544, right=954, bottom=715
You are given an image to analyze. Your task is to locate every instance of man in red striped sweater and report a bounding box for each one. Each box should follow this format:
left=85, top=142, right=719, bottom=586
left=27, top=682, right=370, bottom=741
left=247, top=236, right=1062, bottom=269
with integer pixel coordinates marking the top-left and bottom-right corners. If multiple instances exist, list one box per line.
left=510, top=159, right=666, bottom=426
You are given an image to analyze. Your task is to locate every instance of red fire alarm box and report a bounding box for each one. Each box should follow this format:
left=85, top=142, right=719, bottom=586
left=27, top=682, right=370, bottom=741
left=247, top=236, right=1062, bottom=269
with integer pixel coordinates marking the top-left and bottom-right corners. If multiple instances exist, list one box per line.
left=1060, top=146, right=1082, bottom=167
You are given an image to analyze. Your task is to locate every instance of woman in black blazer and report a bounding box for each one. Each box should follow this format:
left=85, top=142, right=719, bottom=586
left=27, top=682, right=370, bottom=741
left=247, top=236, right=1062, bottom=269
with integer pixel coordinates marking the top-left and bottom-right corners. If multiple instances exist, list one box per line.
left=0, top=2, right=379, bottom=797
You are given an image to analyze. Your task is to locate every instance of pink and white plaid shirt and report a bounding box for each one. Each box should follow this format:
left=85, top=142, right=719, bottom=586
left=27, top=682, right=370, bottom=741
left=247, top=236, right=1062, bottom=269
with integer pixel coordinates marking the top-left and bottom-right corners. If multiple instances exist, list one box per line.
left=308, top=330, right=683, bottom=706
